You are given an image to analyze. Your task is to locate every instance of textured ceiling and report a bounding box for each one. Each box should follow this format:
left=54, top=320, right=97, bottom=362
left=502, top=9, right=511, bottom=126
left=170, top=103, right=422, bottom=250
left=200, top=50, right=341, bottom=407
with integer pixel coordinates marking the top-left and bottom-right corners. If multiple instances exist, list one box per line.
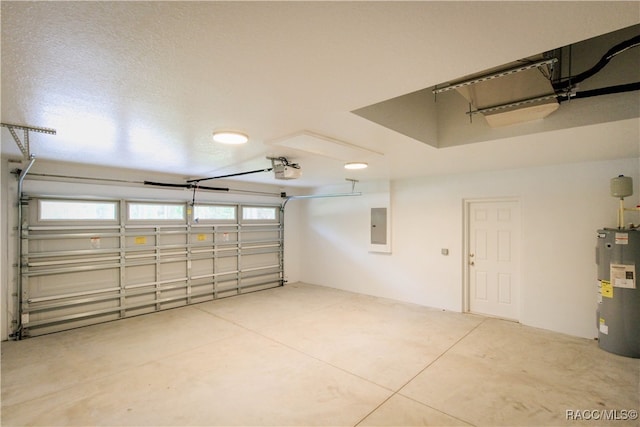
left=2, top=1, right=639, bottom=188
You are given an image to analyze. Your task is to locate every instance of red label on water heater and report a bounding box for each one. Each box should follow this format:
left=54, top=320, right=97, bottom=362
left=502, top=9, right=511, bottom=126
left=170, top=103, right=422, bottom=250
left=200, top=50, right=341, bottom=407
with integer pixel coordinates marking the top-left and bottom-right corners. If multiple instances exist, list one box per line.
left=615, top=233, right=629, bottom=245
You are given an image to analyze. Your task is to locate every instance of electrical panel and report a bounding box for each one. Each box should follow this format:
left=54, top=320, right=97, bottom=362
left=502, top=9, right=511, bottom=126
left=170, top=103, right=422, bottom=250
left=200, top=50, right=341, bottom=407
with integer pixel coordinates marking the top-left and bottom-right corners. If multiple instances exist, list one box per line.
left=371, top=208, right=387, bottom=245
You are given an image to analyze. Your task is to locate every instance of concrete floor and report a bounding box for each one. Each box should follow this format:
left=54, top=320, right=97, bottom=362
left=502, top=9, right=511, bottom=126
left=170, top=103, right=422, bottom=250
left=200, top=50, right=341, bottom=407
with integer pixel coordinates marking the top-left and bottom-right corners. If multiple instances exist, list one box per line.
left=1, top=282, right=638, bottom=426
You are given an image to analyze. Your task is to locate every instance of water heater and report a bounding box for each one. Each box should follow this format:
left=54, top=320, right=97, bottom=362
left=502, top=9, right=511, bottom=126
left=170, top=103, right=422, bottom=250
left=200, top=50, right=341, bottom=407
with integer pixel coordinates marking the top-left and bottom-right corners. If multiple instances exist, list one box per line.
left=595, top=176, right=640, bottom=358
left=596, top=226, right=640, bottom=357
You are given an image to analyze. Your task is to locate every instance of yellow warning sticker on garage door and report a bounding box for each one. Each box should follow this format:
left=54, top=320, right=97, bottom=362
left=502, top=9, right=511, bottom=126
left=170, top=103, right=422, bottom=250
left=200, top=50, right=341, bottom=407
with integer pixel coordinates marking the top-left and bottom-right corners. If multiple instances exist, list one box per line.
left=600, top=280, right=613, bottom=298
left=135, top=236, right=147, bottom=245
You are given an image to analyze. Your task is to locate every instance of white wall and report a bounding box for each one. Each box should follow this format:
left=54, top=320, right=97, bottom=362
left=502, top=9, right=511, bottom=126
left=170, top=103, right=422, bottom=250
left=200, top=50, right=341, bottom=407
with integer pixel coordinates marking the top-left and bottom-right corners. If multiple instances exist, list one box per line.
left=299, top=158, right=640, bottom=339
left=282, top=200, right=302, bottom=285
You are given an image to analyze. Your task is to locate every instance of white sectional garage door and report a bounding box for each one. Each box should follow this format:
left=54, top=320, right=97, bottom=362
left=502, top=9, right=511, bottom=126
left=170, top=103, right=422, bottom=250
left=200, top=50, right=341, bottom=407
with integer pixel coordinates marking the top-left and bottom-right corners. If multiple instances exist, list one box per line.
left=20, top=196, right=283, bottom=337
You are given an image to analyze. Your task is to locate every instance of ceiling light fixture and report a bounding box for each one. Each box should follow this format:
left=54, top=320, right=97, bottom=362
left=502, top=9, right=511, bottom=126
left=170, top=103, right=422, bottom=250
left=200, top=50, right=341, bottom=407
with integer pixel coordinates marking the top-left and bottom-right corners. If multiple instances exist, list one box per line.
left=344, top=162, right=368, bottom=170
left=212, top=130, right=249, bottom=144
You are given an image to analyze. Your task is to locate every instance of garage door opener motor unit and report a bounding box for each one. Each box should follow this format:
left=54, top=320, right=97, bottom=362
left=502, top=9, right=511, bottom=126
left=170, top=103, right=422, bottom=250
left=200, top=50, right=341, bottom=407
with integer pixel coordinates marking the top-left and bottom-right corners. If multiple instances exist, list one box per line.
left=272, top=158, right=301, bottom=180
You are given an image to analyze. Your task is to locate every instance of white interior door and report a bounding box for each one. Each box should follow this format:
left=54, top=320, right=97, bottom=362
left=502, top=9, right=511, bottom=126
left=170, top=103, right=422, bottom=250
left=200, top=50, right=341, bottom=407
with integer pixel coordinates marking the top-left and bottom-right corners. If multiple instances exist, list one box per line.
left=467, top=200, right=520, bottom=321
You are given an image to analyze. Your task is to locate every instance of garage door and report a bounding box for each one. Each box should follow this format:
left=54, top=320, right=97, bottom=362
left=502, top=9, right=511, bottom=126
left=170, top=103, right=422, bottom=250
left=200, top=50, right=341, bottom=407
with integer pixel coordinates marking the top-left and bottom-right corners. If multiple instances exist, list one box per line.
left=19, top=196, right=283, bottom=337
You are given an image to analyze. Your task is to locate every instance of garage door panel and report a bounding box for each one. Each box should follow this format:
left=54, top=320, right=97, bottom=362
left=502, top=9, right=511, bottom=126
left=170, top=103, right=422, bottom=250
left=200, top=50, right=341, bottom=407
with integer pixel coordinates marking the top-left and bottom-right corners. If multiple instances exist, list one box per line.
left=191, top=281, right=215, bottom=302
left=158, top=260, right=187, bottom=278
left=215, top=228, right=238, bottom=244
left=126, top=292, right=156, bottom=307
left=27, top=296, right=121, bottom=335
left=242, top=230, right=278, bottom=241
left=217, top=287, right=240, bottom=298
left=158, top=230, right=187, bottom=246
left=30, top=297, right=120, bottom=320
left=191, top=259, right=214, bottom=277
left=125, top=265, right=156, bottom=285
left=125, top=233, right=156, bottom=248
left=158, top=252, right=188, bottom=264
left=29, top=236, right=120, bottom=253
left=160, top=288, right=189, bottom=309
left=242, top=254, right=280, bottom=272
left=242, top=281, right=281, bottom=294
left=242, top=272, right=281, bottom=287
left=216, top=257, right=238, bottom=273
left=20, top=198, right=283, bottom=337
left=125, top=304, right=157, bottom=317
left=28, top=269, right=119, bottom=299
left=30, top=312, right=122, bottom=337
left=191, top=229, right=215, bottom=242
left=28, top=255, right=120, bottom=275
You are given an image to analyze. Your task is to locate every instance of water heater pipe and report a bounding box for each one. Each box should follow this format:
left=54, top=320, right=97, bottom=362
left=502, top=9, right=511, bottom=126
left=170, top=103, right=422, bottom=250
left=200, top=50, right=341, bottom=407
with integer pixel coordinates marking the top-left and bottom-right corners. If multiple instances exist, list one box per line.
left=624, top=205, right=640, bottom=227
left=618, top=198, right=625, bottom=229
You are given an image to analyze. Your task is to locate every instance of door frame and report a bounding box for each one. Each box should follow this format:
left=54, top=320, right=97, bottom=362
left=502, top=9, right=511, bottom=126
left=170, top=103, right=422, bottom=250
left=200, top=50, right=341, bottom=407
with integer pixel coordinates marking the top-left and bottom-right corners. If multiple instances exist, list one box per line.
left=462, top=197, right=522, bottom=319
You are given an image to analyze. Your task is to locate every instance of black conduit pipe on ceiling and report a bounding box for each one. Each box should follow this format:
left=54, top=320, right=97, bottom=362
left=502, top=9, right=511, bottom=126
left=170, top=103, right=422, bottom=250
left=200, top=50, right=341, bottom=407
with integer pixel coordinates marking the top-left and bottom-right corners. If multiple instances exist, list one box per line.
left=553, top=35, right=640, bottom=91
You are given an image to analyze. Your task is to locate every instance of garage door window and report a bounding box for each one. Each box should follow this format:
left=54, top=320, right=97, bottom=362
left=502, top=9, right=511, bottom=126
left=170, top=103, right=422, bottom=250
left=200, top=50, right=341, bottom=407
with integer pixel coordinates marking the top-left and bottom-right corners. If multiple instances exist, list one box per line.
left=242, top=206, right=278, bottom=221
left=193, top=205, right=236, bottom=222
left=128, top=203, right=185, bottom=221
left=39, top=199, right=117, bottom=221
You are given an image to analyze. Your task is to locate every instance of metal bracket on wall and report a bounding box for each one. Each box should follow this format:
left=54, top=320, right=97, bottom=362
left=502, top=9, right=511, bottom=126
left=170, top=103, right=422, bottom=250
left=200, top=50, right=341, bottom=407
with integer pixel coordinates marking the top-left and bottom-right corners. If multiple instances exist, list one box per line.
left=346, top=178, right=359, bottom=193
left=464, top=93, right=559, bottom=117
left=432, top=58, right=558, bottom=95
left=1, top=122, right=56, bottom=158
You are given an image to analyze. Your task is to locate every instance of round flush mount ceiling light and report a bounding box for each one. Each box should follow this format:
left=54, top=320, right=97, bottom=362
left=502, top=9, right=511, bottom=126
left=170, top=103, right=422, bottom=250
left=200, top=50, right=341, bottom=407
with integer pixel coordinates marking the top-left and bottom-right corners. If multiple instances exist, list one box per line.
left=344, top=162, right=368, bottom=170
left=212, top=130, right=249, bottom=145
